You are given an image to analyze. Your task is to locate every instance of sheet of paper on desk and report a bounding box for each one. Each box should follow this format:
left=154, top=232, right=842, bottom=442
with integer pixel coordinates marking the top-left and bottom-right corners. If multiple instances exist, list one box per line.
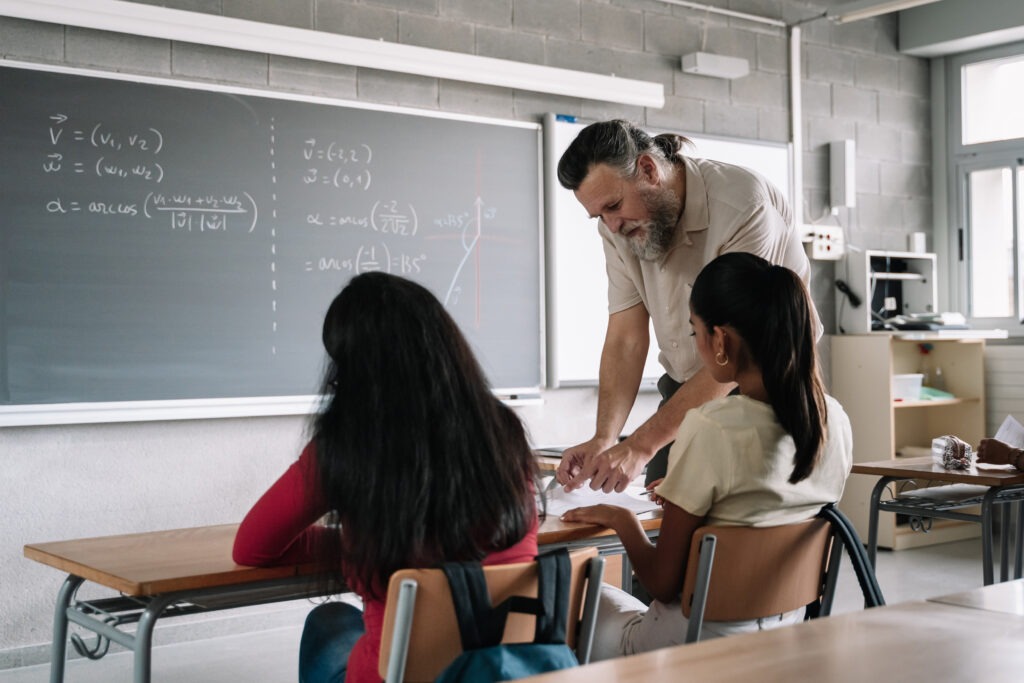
left=539, top=476, right=660, bottom=517
left=994, top=415, right=1024, bottom=448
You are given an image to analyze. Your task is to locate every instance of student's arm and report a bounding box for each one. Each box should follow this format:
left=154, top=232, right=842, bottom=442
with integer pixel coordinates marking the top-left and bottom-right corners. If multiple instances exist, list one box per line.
left=233, top=443, right=331, bottom=566
left=557, top=303, right=649, bottom=486
left=560, top=501, right=701, bottom=603
left=569, top=366, right=733, bottom=493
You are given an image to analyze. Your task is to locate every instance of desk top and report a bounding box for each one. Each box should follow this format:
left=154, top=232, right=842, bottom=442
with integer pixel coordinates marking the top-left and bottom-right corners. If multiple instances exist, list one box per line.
left=523, top=600, right=1024, bottom=682
left=851, top=456, right=1024, bottom=487
left=930, top=578, right=1024, bottom=616
left=24, top=512, right=662, bottom=597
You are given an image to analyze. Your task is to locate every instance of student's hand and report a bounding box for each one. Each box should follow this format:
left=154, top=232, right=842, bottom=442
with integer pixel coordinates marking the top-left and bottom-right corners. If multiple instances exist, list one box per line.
left=574, top=439, right=651, bottom=494
left=977, top=438, right=1018, bottom=467
left=556, top=436, right=616, bottom=489
left=644, top=478, right=666, bottom=506
left=560, top=504, right=632, bottom=531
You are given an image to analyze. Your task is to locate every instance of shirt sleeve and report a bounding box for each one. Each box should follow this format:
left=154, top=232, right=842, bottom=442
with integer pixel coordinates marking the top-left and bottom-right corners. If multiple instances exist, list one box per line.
left=601, top=223, right=643, bottom=314
left=232, top=442, right=332, bottom=566
left=654, top=408, right=732, bottom=518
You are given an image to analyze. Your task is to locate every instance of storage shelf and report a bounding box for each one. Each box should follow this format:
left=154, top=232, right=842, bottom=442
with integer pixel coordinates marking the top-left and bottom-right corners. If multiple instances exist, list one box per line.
left=871, top=272, right=925, bottom=281
left=893, top=397, right=979, bottom=408
left=833, top=333, right=987, bottom=550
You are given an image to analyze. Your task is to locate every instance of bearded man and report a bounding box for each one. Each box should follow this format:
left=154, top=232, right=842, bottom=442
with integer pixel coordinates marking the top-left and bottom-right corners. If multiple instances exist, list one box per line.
left=554, top=119, right=816, bottom=493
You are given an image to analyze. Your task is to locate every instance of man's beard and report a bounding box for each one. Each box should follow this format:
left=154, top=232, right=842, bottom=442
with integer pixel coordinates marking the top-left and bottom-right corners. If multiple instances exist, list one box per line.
left=624, top=186, right=680, bottom=261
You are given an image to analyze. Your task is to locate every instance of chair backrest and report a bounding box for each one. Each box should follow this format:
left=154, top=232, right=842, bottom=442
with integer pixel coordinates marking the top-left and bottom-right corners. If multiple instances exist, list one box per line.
left=680, top=518, right=837, bottom=640
left=379, top=547, right=602, bottom=683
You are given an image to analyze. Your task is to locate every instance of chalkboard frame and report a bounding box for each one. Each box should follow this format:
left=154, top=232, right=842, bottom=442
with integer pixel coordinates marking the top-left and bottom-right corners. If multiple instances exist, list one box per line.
left=0, top=60, right=546, bottom=426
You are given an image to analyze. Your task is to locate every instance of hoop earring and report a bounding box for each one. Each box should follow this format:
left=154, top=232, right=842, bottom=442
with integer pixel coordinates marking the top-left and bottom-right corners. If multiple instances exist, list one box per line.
left=715, top=352, right=729, bottom=367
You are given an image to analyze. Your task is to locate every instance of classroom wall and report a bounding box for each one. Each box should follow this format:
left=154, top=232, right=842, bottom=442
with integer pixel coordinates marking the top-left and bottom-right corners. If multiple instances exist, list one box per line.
left=0, top=0, right=932, bottom=667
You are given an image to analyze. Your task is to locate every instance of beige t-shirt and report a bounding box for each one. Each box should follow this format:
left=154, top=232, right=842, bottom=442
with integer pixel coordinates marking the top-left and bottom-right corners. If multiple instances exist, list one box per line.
left=601, top=156, right=812, bottom=383
left=655, top=394, right=853, bottom=527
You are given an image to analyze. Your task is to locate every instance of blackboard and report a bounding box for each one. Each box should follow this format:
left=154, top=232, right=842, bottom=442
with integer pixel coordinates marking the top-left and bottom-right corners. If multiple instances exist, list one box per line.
left=543, top=114, right=790, bottom=387
left=0, top=64, right=543, bottom=422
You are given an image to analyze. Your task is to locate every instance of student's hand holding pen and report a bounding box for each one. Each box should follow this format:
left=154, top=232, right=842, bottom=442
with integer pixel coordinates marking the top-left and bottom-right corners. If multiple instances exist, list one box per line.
left=645, top=478, right=665, bottom=506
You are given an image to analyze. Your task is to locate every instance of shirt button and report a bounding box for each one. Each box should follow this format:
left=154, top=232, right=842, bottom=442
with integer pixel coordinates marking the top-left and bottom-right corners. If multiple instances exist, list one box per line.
left=672, top=341, right=679, bottom=348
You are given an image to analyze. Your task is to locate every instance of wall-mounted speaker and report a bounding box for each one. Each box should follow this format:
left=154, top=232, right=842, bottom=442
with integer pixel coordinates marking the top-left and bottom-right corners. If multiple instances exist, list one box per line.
left=830, top=139, right=856, bottom=209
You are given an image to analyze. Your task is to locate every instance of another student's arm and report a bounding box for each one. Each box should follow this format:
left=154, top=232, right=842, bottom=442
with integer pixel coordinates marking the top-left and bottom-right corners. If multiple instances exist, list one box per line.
left=560, top=501, right=700, bottom=603
left=978, top=438, right=1024, bottom=470
left=233, top=443, right=331, bottom=566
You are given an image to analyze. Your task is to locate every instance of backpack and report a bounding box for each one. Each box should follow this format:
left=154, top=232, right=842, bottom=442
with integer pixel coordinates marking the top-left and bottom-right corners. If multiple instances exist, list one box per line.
left=434, top=548, right=580, bottom=683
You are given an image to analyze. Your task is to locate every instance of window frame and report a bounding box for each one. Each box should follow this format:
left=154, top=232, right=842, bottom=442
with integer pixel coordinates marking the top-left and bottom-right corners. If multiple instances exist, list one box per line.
left=945, top=41, right=1024, bottom=337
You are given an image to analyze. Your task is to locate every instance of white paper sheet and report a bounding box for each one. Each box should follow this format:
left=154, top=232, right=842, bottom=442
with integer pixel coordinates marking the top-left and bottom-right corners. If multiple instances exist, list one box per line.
left=993, top=414, right=1024, bottom=448
left=539, top=476, right=661, bottom=517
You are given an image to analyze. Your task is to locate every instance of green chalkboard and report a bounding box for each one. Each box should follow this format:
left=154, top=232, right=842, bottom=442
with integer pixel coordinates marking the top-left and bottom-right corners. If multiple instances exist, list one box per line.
left=0, top=64, right=543, bottom=416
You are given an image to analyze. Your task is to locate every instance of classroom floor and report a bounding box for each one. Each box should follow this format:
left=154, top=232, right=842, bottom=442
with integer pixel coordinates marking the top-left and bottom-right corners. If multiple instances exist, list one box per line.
left=0, top=537, right=993, bottom=683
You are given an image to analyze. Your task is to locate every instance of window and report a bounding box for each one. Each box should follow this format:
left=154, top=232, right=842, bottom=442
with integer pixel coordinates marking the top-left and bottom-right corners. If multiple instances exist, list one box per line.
left=947, top=43, right=1024, bottom=335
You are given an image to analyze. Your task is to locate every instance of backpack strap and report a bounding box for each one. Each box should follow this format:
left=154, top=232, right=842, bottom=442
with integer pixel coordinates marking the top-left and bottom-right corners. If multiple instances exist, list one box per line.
left=817, top=503, right=886, bottom=608
left=531, top=548, right=571, bottom=644
left=442, top=561, right=504, bottom=651
left=440, top=547, right=573, bottom=651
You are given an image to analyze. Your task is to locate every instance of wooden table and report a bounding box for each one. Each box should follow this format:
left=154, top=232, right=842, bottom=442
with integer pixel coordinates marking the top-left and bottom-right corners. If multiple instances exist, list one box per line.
left=929, top=577, right=1024, bottom=616
left=851, top=456, right=1024, bottom=584
left=25, top=512, right=661, bottom=683
left=522, top=600, right=1024, bottom=682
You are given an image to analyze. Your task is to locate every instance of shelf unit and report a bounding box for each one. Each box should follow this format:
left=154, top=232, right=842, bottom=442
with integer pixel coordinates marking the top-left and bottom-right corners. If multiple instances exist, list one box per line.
left=836, top=249, right=938, bottom=334
left=831, top=333, right=987, bottom=550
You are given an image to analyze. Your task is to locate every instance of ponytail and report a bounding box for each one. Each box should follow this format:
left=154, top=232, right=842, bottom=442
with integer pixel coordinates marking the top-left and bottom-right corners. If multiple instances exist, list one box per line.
left=690, top=254, right=826, bottom=484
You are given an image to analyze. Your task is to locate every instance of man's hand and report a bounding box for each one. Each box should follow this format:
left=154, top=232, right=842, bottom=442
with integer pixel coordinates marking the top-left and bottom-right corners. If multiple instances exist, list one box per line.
left=555, top=436, right=616, bottom=489
left=558, top=437, right=653, bottom=493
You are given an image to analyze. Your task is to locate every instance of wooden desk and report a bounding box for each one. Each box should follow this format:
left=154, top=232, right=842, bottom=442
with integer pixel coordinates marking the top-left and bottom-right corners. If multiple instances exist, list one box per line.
left=930, top=577, right=1024, bottom=616
left=25, top=512, right=661, bottom=683
left=522, top=600, right=1024, bottom=682
left=852, top=456, right=1024, bottom=584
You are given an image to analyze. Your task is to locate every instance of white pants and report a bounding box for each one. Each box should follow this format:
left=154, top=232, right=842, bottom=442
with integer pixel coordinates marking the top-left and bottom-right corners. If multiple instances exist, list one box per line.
left=590, top=584, right=803, bottom=661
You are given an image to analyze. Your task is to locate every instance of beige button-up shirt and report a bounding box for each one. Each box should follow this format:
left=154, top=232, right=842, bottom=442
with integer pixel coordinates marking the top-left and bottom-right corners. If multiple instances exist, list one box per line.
left=601, top=155, right=813, bottom=383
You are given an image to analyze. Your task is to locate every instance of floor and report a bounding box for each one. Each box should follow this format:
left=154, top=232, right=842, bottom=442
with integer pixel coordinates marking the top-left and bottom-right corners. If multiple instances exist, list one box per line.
left=0, top=537, right=994, bottom=683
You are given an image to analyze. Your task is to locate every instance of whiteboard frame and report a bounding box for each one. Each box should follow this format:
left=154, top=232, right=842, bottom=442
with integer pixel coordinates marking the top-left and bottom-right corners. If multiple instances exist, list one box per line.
left=0, top=60, right=546, bottom=426
left=544, top=113, right=792, bottom=389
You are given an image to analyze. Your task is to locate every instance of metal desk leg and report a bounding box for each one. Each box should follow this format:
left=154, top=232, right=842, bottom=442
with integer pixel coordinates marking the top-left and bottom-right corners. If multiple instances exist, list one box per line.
left=982, top=489, right=999, bottom=585
left=867, top=477, right=892, bottom=568
left=50, top=575, right=85, bottom=683
left=1001, top=504, right=1011, bottom=583
left=620, top=552, right=632, bottom=589
left=1016, top=501, right=1024, bottom=580
left=133, top=595, right=174, bottom=683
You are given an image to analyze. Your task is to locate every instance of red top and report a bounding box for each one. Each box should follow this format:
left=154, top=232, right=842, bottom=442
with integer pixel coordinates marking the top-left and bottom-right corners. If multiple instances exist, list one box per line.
left=233, top=442, right=539, bottom=683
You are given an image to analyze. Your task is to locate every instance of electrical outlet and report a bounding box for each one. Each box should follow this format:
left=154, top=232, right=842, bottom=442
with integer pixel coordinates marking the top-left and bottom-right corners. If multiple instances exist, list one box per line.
left=810, top=225, right=845, bottom=260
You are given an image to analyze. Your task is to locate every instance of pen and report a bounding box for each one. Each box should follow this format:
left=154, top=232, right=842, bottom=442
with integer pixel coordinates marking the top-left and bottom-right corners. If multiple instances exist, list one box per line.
left=543, top=476, right=562, bottom=495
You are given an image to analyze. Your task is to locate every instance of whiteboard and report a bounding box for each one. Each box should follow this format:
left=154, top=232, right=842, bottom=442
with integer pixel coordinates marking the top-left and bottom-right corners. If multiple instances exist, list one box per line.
left=543, top=114, right=791, bottom=388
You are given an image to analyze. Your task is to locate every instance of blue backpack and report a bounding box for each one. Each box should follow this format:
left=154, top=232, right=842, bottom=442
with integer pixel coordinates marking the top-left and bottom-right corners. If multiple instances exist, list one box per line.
left=434, top=548, right=580, bottom=682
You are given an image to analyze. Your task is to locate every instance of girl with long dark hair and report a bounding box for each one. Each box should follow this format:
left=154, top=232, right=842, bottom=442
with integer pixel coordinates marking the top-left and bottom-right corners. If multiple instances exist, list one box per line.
left=563, top=252, right=852, bottom=657
left=233, top=272, right=539, bottom=683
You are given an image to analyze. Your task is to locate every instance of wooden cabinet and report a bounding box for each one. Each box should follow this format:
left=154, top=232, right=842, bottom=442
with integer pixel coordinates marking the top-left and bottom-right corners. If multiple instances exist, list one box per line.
left=831, top=334, right=987, bottom=550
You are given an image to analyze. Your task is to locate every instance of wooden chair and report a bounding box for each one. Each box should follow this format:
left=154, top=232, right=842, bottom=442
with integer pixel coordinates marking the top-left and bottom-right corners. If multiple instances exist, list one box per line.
left=681, top=518, right=843, bottom=643
left=378, top=547, right=604, bottom=683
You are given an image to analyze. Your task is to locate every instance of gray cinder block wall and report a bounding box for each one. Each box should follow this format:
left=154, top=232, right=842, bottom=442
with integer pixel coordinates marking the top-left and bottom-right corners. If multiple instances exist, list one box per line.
left=0, top=0, right=930, bottom=668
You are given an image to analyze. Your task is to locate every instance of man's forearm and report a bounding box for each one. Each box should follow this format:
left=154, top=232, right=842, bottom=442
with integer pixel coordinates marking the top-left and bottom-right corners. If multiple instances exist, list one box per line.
left=626, top=366, right=734, bottom=456
left=593, top=308, right=649, bottom=442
